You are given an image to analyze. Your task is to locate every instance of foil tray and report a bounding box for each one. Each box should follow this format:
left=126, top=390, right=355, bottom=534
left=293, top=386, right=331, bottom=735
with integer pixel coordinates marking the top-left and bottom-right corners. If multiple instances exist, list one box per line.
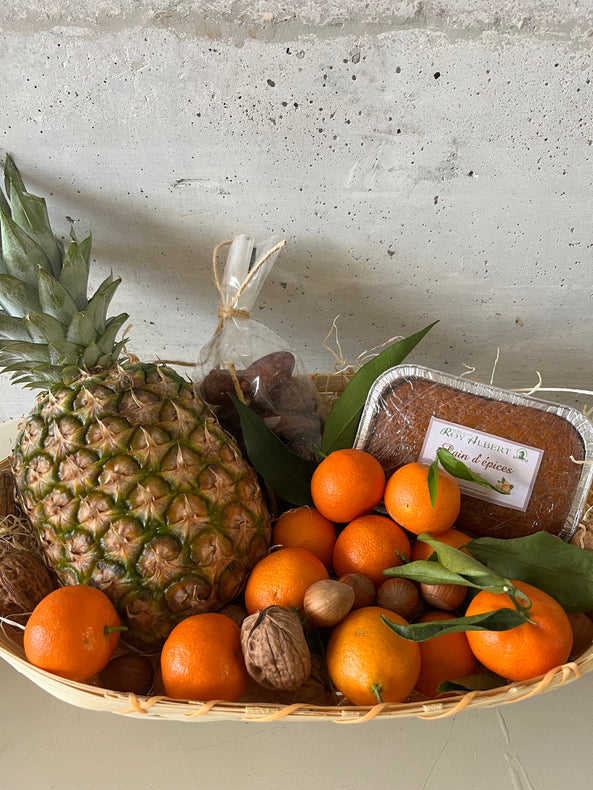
left=353, top=365, right=593, bottom=541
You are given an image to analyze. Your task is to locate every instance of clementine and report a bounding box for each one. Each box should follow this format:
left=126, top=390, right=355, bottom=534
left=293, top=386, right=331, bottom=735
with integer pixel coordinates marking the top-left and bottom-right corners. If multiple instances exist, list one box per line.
left=415, top=611, right=478, bottom=698
left=332, top=514, right=411, bottom=589
left=311, top=448, right=385, bottom=523
left=326, top=606, right=421, bottom=705
left=465, top=580, right=573, bottom=682
left=272, top=506, right=337, bottom=569
left=384, top=462, right=461, bottom=536
left=243, top=546, right=329, bottom=615
left=161, top=612, right=248, bottom=701
left=23, top=585, right=123, bottom=682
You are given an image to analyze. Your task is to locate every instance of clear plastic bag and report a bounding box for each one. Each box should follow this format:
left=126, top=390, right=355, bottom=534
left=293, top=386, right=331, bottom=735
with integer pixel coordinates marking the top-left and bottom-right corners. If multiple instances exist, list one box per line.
left=193, top=235, right=326, bottom=460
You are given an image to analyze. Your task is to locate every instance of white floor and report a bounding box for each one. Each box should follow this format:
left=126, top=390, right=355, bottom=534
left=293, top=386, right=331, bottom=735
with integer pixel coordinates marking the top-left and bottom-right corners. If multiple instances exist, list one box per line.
left=2, top=657, right=593, bottom=790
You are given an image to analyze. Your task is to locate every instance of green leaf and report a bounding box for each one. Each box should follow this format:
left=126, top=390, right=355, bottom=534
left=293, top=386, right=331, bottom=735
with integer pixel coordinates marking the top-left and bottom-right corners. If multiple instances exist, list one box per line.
left=0, top=360, right=64, bottom=387
left=81, top=342, right=102, bottom=369
left=0, top=314, right=30, bottom=342
left=86, top=274, right=121, bottom=335
left=0, top=341, right=50, bottom=364
left=8, top=183, right=63, bottom=278
left=60, top=239, right=91, bottom=311
left=24, top=312, right=67, bottom=343
left=229, top=393, right=317, bottom=506
left=0, top=273, right=42, bottom=316
left=78, top=232, right=92, bottom=266
left=467, top=532, right=593, bottom=613
left=383, top=559, right=477, bottom=587
left=436, top=447, right=510, bottom=495
left=321, top=321, right=438, bottom=455
left=0, top=185, right=10, bottom=219
left=381, top=608, right=528, bottom=642
left=0, top=209, right=54, bottom=287
left=66, top=312, right=98, bottom=346
left=4, top=154, right=25, bottom=197
left=437, top=672, right=506, bottom=693
left=96, top=312, right=128, bottom=355
left=417, top=533, right=529, bottom=600
left=38, top=268, right=78, bottom=324
left=48, top=339, right=83, bottom=366
left=427, top=458, right=439, bottom=507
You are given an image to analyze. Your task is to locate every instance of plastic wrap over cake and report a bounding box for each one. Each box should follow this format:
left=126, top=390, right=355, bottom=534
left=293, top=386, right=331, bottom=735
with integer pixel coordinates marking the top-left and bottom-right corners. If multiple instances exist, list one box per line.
left=354, top=365, right=593, bottom=541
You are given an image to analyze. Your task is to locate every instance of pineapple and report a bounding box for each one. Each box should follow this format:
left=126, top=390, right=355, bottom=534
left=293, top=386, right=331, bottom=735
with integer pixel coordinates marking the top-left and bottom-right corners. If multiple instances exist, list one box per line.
left=0, top=156, right=271, bottom=648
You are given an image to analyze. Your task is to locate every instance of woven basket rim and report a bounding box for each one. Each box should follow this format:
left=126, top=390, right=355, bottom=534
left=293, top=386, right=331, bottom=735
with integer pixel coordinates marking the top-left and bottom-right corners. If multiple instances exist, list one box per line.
left=1, top=628, right=591, bottom=721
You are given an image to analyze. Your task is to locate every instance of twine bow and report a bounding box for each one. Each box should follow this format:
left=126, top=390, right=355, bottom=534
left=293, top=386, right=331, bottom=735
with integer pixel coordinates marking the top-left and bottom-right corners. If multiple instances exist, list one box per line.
left=213, top=238, right=287, bottom=332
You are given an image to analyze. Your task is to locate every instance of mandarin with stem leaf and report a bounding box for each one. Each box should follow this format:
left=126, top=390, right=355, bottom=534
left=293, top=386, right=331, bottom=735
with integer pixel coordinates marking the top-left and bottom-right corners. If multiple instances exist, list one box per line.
left=384, top=462, right=460, bottom=536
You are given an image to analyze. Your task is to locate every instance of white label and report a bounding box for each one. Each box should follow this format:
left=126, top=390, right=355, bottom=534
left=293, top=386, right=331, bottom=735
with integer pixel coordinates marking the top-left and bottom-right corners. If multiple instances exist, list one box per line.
left=419, top=417, right=544, bottom=512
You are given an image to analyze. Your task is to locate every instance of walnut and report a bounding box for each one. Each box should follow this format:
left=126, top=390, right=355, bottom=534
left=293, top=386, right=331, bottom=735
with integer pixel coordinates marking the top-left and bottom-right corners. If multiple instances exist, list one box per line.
left=240, top=605, right=312, bottom=691
left=0, top=549, right=56, bottom=621
left=239, top=654, right=333, bottom=706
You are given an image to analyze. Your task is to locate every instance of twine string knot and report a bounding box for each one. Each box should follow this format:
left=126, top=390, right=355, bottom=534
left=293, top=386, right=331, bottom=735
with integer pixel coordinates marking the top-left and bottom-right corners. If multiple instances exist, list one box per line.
left=213, top=238, right=286, bottom=332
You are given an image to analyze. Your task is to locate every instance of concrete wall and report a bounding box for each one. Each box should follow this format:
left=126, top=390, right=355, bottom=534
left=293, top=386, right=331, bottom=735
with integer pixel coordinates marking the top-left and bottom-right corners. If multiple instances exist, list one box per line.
left=1, top=0, right=592, bottom=422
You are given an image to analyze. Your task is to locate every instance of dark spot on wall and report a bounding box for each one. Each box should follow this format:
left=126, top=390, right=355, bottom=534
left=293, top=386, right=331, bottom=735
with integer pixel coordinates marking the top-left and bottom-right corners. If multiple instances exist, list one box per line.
left=267, top=79, right=275, bottom=87
left=434, top=72, right=441, bottom=79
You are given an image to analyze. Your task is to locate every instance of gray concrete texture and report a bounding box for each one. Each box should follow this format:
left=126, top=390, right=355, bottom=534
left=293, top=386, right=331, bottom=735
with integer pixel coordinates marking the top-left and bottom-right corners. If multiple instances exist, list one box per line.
left=0, top=0, right=592, bottom=422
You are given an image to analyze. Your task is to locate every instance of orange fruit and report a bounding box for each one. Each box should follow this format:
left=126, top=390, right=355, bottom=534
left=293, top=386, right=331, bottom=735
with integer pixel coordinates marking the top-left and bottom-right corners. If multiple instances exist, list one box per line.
left=244, top=547, right=329, bottom=614
left=23, top=585, right=123, bottom=682
left=415, top=611, right=478, bottom=698
left=465, top=580, right=573, bottom=682
left=272, top=506, right=337, bottom=569
left=410, top=527, right=470, bottom=562
left=311, top=448, right=385, bottom=523
left=326, top=606, right=421, bottom=705
left=161, top=613, right=248, bottom=701
left=332, top=514, right=411, bottom=589
left=384, top=462, right=461, bottom=536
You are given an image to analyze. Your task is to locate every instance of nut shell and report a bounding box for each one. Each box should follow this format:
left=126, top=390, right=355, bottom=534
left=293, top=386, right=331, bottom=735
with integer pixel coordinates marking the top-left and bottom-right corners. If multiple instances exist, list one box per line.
left=240, top=606, right=312, bottom=691
left=0, top=549, right=56, bottom=619
left=304, top=579, right=355, bottom=628
left=420, top=583, right=467, bottom=611
left=98, top=653, right=154, bottom=695
left=376, top=578, right=420, bottom=620
left=337, top=573, right=376, bottom=609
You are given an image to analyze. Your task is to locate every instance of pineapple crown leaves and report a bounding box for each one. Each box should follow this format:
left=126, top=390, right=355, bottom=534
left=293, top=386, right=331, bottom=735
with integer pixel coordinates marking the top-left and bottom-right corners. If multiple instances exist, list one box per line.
left=0, top=155, right=129, bottom=388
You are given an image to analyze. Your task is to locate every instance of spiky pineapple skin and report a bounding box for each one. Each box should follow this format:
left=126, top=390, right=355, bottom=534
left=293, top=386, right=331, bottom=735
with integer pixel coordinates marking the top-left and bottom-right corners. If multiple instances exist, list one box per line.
left=12, top=362, right=271, bottom=648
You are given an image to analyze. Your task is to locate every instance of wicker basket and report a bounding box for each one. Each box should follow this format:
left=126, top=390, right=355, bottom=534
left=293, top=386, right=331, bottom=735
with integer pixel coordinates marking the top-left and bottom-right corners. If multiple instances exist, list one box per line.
left=1, top=378, right=593, bottom=723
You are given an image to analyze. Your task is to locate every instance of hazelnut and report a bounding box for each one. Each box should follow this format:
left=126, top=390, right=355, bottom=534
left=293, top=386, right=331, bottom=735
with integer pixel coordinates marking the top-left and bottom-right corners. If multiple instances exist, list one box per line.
left=304, top=579, right=355, bottom=628
left=567, top=612, right=593, bottom=659
left=376, top=578, right=420, bottom=620
left=420, top=583, right=467, bottom=611
left=337, top=573, right=376, bottom=609
left=98, top=653, right=154, bottom=695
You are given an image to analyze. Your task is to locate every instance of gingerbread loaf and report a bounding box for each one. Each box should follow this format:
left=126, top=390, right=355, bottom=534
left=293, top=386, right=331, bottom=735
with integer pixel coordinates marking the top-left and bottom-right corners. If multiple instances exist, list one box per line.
left=354, top=366, right=593, bottom=540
